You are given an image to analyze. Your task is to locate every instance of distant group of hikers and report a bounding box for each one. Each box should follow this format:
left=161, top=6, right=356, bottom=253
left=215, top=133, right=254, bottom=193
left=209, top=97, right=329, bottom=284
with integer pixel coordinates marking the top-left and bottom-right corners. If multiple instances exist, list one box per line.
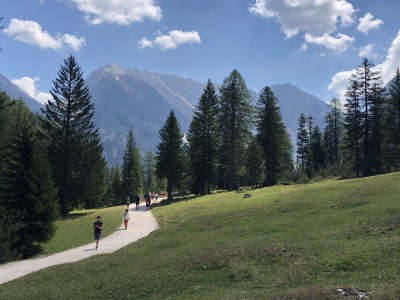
left=93, top=192, right=162, bottom=250
left=126, top=192, right=159, bottom=211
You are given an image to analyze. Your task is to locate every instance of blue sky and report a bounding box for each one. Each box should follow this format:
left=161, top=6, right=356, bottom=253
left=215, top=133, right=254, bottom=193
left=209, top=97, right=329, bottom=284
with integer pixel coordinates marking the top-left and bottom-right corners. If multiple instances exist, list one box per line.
left=1, top=0, right=400, bottom=105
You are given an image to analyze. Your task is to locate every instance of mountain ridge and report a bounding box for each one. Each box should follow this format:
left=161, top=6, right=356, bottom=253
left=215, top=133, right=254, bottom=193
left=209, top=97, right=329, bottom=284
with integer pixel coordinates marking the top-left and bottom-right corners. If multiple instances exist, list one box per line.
left=0, top=73, right=43, bottom=112
left=0, top=66, right=329, bottom=165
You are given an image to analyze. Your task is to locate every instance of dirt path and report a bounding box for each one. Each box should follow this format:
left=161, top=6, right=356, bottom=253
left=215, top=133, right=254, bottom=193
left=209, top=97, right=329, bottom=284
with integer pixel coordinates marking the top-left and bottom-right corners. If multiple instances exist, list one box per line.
left=0, top=204, right=159, bottom=285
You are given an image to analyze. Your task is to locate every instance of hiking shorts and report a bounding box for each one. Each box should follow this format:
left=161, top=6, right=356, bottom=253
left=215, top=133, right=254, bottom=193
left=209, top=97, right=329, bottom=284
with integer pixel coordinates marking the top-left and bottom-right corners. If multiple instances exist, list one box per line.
left=94, top=231, right=101, bottom=240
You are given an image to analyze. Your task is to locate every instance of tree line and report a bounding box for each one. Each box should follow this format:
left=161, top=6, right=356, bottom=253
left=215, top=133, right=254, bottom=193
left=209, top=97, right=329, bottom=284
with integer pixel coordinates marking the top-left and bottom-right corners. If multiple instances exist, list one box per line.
left=1, top=54, right=399, bottom=263
left=295, top=58, right=400, bottom=180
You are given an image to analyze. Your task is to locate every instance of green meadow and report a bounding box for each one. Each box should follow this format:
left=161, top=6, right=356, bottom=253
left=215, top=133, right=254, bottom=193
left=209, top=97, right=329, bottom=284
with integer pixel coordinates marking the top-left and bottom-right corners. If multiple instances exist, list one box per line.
left=1, top=173, right=400, bottom=299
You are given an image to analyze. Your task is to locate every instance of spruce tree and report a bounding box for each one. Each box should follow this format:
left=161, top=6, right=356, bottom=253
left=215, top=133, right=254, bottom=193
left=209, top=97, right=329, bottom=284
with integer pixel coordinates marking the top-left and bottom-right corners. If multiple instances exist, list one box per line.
left=244, top=136, right=264, bottom=188
left=344, top=80, right=363, bottom=177
left=155, top=111, right=185, bottom=200
left=121, top=126, right=143, bottom=200
left=323, top=98, right=343, bottom=166
left=0, top=114, right=58, bottom=259
left=187, top=79, right=219, bottom=195
left=143, top=150, right=156, bottom=193
left=369, top=83, right=385, bottom=174
left=105, top=165, right=123, bottom=206
left=352, top=57, right=384, bottom=176
left=296, top=113, right=309, bottom=173
left=255, top=86, right=292, bottom=186
left=310, top=125, right=326, bottom=172
left=41, top=55, right=105, bottom=214
left=217, top=70, right=253, bottom=190
left=304, top=114, right=315, bottom=178
left=384, top=67, right=400, bottom=171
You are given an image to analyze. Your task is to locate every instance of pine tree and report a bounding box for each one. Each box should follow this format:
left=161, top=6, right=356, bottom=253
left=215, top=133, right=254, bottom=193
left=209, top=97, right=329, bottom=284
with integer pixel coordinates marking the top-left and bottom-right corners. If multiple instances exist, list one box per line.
left=0, top=113, right=58, bottom=259
left=217, top=70, right=253, bottom=190
left=255, top=86, right=292, bottom=186
left=354, top=57, right=384, bottom=175
left=344, top=80, right=363, bottom=177
left=155, top=111, right=185, bottom=200
left=296, top=113, right=309, bottom=173
left=305, top=114, right=315, bottom=178
left=369, top=83, right=385, bottom=174
left=323, top=98, right=343, bottom=166
left=79, top=135, right=106, bottom=209
left=343, top=57, right=384, bottom=176
left=244, top=136, right=264, bottom=188
left=41, top=55, right=105, bottom=214
left=104, top=165, right=123, bottom=206
left=187, top=79, right=219, bottom=195
left=143, top=150, right=157, bottom=193
left=384, top=67, right=400, bottom=171
left=310, top=125, right=326, bottom=172
left=121, top=126, right=143, bottom=200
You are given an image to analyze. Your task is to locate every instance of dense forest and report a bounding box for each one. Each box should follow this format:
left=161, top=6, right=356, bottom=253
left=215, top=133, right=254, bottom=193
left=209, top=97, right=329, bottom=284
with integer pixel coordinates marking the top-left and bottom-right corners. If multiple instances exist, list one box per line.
left=1, top=54, right=400, bottom=263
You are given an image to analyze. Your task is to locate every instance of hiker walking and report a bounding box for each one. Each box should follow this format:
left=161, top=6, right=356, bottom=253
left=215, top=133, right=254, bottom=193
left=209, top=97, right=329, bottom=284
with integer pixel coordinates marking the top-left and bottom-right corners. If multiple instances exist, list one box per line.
left=93, top=216, right=103, bottom=250
left=134, top=193, right=141, bottom=210
left=122, top=208, right=130, bottom=229
left=145, top=192, right=151, bottom=210
left=126, top=196, right=130, bottom=209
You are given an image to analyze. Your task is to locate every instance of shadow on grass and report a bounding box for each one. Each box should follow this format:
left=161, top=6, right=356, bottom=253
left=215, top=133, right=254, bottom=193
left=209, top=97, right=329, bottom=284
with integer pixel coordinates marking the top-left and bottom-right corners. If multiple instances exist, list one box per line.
left=59, top=212, right=92, bottom=220
left=151, top=195, right=200, bottom=209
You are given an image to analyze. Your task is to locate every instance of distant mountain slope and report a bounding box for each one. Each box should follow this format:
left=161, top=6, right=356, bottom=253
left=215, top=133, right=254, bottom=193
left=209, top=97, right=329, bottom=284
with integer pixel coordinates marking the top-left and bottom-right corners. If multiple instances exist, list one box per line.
left=270, top=83, right=328, bottom=146
left=0, top=72, right=42, bottom=112
left=87, top=65, right=328, bottom=165
left=85, top=64, right=205, bottom=164
left=1, top=67, right=329, bottom=165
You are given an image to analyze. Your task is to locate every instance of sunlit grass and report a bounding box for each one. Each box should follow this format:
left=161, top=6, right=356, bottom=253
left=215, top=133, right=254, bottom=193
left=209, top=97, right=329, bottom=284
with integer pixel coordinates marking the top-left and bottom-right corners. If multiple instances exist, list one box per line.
left=42, top=205, right=124, bottom=254
left=1, top=173, right=400, bottom=299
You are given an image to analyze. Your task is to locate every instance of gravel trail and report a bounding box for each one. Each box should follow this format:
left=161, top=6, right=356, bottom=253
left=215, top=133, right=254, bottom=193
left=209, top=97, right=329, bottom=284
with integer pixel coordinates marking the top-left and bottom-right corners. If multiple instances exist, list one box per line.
left=0, top=204, right=159, bottom=285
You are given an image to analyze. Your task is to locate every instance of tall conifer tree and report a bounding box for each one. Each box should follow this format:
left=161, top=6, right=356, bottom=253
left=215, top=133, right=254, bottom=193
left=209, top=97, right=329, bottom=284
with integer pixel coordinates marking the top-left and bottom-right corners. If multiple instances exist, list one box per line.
left=41, top=55, right=105, bottom=214
left=255, top=86, right=292, bottom=186
left=187, top=79, right=219, bottom=195
left=143, top=150, right=157, bottom=193
left=344, top=57, right=384, bottom=176
left=244, top=136, right=264, bottom=188
left=0, top=114, right=58, bottom=258
left=323, top=98, right=343, bottom=165
left=385, top=67, right=400, bottom=171
left=296, top=113, right=309, bottom=173
left=121, top=126, right=143, bottom=200
left=344, top=80, right=363, bottom=176
left=310, top=125, right=326, bottom=172
left=217, top=70, right=253, bottom=190
left=155, top=111, right=184, bottom=200
left=355, top=58, right=383, bottom=175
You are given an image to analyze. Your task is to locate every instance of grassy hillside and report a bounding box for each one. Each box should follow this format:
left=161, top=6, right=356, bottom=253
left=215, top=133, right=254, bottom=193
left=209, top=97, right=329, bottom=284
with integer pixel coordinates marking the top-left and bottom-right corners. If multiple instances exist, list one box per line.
left=42, top=205, right=125, bottom=254
left=1, top=173, right=399, bottom=299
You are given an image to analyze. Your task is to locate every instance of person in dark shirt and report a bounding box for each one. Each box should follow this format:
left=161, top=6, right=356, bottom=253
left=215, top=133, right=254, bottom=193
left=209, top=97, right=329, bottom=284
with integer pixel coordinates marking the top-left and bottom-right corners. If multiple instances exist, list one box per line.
left=134, top=193, right=141, bottom=210
left=93, top=216, right=103, bottom=250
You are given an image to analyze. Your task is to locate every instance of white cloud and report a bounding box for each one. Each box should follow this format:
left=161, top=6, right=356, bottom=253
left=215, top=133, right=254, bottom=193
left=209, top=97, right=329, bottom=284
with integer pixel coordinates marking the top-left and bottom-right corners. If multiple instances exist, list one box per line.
left=328, top=30, right=400, bottom=99
left=305, top=32, right=354, bottom=54
left=359, top=43, right=375, bottom=58
left=70, top=0, right=162, bottom=25
left=11, top=76, right=51, bottom=105
left=357, top=12, right=383, bottom=35
left=61, top=34, right=86, bottom=51
left=4, top=19, right=85, bottom=51
left=327, top=70, right=353, bottom=100
left=248, top=0, right=356, bottom=38
left=376, top=30, right=400, bottom=84
left=138, top=30, right=201, bottom=50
